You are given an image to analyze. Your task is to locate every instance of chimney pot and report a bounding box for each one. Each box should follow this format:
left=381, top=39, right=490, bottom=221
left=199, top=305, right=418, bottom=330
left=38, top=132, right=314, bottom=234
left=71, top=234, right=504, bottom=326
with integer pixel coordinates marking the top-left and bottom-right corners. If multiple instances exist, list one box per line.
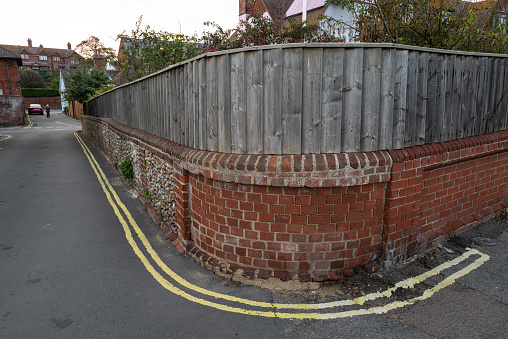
left=28, top=38, right=32, bottom=47
left=67, top=42, right=71, bottom=50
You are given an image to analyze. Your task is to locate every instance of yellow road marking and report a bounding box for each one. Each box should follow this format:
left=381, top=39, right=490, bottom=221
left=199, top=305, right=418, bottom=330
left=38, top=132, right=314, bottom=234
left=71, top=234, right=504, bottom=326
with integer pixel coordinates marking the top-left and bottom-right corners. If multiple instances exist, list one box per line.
left=55, top=121, right=78, bottom=127
left=0, top=135, right=12, bottom=142
left=74, top=131, right=490, bottom=319
left=26, top=114, right=33, bottom=127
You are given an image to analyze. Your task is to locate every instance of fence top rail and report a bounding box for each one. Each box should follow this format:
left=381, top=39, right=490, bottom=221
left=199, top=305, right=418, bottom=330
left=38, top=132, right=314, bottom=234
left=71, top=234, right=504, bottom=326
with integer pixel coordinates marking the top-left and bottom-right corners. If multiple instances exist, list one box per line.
left=90, top=42, right=508, bottom=101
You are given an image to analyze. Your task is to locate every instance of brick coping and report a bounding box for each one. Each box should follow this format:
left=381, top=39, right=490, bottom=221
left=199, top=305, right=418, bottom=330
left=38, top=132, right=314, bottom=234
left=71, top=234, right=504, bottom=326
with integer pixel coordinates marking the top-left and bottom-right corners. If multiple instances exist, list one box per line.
left=83, top=116, right=393, bottom=188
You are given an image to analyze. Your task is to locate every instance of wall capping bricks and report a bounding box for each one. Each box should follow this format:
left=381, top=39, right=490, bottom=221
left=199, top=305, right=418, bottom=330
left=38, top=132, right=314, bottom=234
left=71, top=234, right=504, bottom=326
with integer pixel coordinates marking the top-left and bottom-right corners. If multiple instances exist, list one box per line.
left=83, top=115, right=508, bottom=283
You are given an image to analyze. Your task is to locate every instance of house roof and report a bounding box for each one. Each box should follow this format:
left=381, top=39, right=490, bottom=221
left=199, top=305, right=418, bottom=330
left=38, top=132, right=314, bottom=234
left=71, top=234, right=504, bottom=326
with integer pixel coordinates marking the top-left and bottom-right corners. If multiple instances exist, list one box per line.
left=0, top=44, right=79, bottom=59
left=264, top=0, right=294, bottom=20
left=0, top=45, right=22, bottom=66
left=285, top=0, right=326, bottom=17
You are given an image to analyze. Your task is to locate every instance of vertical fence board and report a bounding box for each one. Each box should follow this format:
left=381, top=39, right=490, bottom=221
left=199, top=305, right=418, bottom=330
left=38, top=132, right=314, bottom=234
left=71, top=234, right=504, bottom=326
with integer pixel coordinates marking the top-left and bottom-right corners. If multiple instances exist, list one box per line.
left=264, top=48, right=283, bottom=154
left=246, top=50, right=264, bottom=154
left=198, top=58, right=207, bottom=150
left=393, top=49, right=408, bottom=149
left=231, top=52, right=247, bottom=154
left=206, top=57, right=219, bottom=151
left=191, top=61, right=199, bottom=149
left=485, top=58, right=496, bottom=133
left=217, top=54, right=232, bottom=153
left=379, top=48, right=395, bottom=150
left=404, top=51, right=418, bottom=147
left=416, top=52, right=428, bottom=145
left=245, top=50, right=265, bottom=154
left=459, top=57, right=472, bottom=139
left=494, top=58, right=506, bottom=131
left=464, top=57, right=478, bottom=138
left=426, top=53, right=441, bottom=143
left=302, top=48, right=324, bottom=154
left=342, top=48, right=363, bottom=152
left=321, top=48, right=344, bottom=153
left=447, top=55, right=459, bottom=140
left=502, top=59, right=508, bottom=131
left=361, top=48, right=381, bottom=152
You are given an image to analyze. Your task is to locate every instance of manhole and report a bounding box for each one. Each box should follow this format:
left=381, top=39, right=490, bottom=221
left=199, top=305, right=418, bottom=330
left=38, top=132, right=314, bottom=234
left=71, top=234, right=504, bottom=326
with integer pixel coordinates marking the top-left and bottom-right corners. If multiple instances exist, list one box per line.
left=472, top=237, right=497, bottom=246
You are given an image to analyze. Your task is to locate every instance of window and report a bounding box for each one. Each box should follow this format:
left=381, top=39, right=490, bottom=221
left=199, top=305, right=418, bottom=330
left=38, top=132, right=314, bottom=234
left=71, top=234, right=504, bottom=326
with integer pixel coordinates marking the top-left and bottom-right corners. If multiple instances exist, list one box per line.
left=53, top=56, right=60, bottom=62
left=0, top=88, right=3, bottom=95
left=71, top=59, right=78, bottom=64
left=21, top=54, right=29, bottom=59
left=39, top=55, right=47, bottom=61
left=32, top=65, right=40, bottom=70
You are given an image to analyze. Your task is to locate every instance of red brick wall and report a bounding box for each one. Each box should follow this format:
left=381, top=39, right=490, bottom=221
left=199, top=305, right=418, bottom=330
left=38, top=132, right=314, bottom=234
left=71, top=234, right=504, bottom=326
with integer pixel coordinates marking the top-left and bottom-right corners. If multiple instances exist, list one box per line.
left=383, top=132, right=508, bottom=266
left=82, top=116, right=508, bottom=282
left=24, top=96, right=61, bottom=111
left=68, top=101, right=84, bottom=119
left=0, top=60, right=22, bottom=96
left=190, top=177, right=385, bottom=281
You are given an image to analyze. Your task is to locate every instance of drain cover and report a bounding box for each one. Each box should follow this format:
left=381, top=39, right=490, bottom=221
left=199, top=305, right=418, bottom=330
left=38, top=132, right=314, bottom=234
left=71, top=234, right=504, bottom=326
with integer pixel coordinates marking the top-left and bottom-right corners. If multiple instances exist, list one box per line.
left=472, top=237, right=497, bottom=246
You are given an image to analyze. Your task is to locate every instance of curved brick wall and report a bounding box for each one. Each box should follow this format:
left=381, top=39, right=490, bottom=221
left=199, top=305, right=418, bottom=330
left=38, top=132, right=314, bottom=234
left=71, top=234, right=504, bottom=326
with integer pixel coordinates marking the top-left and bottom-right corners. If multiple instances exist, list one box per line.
left=82, top=116, right=508, bottom=283
left=190, top=178, right=385, bottom=281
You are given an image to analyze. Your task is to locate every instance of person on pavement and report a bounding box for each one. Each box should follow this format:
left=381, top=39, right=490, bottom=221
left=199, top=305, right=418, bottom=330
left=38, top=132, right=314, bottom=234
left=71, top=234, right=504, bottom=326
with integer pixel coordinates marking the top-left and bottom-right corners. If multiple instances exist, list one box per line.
left=46, top=104, right=50, bottom=118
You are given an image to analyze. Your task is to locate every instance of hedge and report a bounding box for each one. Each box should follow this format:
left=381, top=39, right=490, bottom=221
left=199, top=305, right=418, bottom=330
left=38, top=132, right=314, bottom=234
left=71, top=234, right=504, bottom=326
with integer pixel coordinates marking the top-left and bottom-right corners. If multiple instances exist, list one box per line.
left=21, top=88, right=60, bottom=97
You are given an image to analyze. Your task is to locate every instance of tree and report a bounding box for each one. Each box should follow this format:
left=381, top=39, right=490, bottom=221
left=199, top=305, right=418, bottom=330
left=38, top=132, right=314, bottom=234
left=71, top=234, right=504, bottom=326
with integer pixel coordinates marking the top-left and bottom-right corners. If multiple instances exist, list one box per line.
left=64, top=67, right=111, bottom=104
left=38, top=70, right=60, bottom=89
left=19, top=70, right=45, bottom=88
left=116, top=17, right=202, bottom=82
left=76, top=35, right=117, bottom=68
left=349, top=0, right=508, bottom=53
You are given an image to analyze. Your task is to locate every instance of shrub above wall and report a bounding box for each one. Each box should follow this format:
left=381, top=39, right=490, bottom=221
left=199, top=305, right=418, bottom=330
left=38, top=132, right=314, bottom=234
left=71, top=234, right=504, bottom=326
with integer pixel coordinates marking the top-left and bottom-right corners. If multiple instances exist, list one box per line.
left=21, top=88, right=60, bottom=97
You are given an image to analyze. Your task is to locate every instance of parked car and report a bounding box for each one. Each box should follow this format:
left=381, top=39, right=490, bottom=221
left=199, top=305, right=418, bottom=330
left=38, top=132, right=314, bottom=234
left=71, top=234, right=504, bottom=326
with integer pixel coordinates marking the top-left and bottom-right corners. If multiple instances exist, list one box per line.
left=28, top=104, right=44, bottom=115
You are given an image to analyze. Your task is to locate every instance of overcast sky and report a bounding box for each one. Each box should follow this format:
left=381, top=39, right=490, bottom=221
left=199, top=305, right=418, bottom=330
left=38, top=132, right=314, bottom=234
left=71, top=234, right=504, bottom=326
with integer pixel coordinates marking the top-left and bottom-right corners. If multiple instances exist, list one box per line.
left=1, top=0, right=238, bottom=52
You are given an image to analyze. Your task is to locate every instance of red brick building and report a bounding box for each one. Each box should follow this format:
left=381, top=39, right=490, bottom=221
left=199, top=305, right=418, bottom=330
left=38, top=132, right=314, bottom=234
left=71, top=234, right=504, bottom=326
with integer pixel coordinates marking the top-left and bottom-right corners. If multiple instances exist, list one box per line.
left=0, top=38, right=82, bottom=72
left=0, top=45, right=22, bottom=96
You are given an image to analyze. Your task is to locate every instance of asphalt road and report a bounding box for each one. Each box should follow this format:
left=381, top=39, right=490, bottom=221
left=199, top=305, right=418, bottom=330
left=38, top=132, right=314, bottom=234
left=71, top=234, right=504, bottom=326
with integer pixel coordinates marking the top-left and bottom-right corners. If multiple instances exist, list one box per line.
left=1, top=112, right=507, bottom=338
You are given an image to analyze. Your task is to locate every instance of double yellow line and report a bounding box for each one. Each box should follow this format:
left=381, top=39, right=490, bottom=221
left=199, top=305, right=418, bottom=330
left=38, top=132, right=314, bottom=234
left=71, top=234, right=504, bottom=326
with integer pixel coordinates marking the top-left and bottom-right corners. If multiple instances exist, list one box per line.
left=0, top=135, right=12, bottom=142
left=74, top=131, right=490, bottom=319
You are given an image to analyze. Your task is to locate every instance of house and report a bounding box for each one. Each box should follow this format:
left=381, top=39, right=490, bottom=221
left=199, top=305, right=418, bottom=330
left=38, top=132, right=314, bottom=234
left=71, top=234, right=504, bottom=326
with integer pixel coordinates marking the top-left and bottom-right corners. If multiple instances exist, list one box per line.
left=0, top=39, right=82, bottom=72
left=0, top=45, right=24, bottom=126
left=239, top=0, right=356, bottom=41
left=0, top=45, right=22, bottom=96
left=468, top=0, right=508, bottom=29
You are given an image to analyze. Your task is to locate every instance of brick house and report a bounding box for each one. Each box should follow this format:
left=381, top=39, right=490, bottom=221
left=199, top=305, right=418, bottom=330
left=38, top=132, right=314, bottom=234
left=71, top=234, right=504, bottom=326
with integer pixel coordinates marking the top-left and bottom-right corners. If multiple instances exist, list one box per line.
left=0, top=45, right=22, bottom=96
left=0, top=38, right=82, bottom=72
left=0, top=45, right=24, bottom=126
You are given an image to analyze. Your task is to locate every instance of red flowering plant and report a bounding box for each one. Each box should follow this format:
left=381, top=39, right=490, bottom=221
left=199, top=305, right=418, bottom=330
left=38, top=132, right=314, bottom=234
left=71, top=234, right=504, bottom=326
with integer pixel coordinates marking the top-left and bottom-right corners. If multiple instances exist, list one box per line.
left=201, top=14, right=345, bottom=52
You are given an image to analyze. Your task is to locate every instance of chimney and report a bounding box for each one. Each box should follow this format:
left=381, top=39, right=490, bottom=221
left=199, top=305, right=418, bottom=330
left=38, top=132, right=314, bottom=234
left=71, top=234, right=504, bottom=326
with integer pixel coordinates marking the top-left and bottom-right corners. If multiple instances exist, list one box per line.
left=67, top=42, right=71, bottom=50
left=93, top=54, right=104, bottom=69
left=28, top=38, right=32, bottom=47
left=239, top=0, right=255, bottom=22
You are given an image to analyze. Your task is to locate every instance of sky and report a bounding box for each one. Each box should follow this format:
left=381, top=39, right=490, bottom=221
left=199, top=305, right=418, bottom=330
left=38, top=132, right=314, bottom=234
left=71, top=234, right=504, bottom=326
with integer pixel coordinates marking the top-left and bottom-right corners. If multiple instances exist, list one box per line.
left=1, top=0, right=239, bottom=52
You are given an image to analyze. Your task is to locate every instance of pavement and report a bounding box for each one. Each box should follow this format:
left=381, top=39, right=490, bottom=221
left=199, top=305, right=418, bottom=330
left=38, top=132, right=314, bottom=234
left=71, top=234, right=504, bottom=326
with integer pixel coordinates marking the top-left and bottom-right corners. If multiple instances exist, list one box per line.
left=1, top=112, right=507, bottom=338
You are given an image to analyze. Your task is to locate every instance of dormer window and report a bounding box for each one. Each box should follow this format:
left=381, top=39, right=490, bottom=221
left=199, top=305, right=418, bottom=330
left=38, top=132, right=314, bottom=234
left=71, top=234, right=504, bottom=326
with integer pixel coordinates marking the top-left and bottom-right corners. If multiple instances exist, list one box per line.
left=39, top=55, right=47, bottom=61
left=53, top=56, right=60, bottom=62
left=21, top=54, right=29, bottom=59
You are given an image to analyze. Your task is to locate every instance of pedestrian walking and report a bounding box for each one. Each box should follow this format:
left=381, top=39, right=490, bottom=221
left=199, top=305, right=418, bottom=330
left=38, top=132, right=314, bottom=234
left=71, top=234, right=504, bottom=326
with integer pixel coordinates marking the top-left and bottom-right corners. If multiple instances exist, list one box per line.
left=45, top=104, right=50, bottom=118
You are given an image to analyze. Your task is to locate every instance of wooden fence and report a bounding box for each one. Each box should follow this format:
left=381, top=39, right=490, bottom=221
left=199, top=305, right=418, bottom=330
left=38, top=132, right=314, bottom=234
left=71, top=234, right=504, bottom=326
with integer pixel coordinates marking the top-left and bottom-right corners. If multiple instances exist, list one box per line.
left=84, top=43, right=508, bottom=154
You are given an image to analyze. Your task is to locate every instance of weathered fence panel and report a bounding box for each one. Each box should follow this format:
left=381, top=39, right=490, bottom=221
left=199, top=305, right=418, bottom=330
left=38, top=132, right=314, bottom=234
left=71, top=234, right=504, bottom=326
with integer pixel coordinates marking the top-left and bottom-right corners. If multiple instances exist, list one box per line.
left=85, top=43, right=508, bottom=154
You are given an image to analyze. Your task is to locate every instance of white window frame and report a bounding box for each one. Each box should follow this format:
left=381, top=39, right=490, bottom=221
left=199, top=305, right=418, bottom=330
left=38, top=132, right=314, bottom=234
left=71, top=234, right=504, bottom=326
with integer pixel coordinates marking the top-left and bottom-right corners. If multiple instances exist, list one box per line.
left=39, top=55, right=47, bottom=61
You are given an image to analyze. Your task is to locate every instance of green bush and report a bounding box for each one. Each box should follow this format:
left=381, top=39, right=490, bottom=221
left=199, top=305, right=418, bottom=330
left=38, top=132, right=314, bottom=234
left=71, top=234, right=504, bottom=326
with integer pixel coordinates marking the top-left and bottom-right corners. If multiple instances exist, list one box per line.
left=118, top=157, right=134, bottom=180
left=21, top=88, right=60, bottom=97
